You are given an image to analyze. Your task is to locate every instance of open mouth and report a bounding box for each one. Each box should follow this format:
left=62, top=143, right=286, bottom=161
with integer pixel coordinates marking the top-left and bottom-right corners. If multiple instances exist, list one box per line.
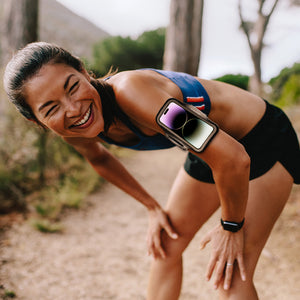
left=71, top=105, right=93, bottom=128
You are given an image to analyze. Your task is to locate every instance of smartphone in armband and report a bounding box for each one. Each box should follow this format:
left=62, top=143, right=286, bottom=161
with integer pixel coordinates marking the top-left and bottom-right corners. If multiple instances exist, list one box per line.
left=156, top=98, right=219, bottom=152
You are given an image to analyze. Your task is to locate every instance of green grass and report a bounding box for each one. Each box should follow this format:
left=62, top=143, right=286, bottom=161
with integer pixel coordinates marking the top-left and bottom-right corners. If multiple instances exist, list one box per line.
left=3, top=290, right=16, bottom=299
left=30, top=219, right=63, bottom=233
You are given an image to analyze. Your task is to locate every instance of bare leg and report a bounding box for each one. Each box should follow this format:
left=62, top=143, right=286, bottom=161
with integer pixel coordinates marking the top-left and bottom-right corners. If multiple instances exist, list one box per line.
left=147, top=167, right=220, bottom=300
left=218, top=162, right=293, bottom=299
left=147, top=162, right=294, bottom=300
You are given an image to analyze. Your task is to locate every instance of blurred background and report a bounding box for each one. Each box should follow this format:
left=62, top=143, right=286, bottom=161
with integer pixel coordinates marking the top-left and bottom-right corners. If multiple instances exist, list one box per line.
left=0, top=0, right=299, bottom=242
left=0, top=1, right=300, bottom=299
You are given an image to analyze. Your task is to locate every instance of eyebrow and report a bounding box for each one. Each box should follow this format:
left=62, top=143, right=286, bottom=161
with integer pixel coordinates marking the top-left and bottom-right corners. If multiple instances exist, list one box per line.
left=38, top=74, right=75, bottom=113
left=63, top=74, right=74, bottom=90
left=38, top=100, right=54, bottom=113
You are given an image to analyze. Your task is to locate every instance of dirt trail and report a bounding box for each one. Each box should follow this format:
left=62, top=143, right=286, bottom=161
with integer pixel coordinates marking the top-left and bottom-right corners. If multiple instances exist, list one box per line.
left=1, top=107, right=300, bottom=299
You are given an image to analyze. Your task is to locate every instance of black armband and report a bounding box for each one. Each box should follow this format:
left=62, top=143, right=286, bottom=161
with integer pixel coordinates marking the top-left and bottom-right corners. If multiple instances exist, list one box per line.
left=156, top=98, right=219, bottom=152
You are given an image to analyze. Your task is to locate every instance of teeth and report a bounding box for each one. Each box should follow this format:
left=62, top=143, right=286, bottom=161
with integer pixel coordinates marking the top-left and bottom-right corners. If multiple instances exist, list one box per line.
left=73, top=107, right=91, bottom=126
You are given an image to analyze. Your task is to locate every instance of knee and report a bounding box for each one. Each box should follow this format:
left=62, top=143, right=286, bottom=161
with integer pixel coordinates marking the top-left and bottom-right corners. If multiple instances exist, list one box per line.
left=160, top=231, right=193, bottom=263
left=243, top=232, right=267, bottom=266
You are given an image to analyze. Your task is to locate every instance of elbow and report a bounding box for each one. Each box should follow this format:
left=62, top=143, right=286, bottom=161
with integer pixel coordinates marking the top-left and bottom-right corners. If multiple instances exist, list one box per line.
left=214, top=143, right=250, bottom=177
left=239, top=148, right=250, bottom=176
left=202, top=130, right=250, bottom=180
left=236, top=142, right=250, bottom=166
left=228, top=144, right=250, bottom=176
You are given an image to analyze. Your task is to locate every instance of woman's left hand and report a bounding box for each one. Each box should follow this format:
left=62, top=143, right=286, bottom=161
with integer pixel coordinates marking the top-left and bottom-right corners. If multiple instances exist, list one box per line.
left=199, top=224, right=247, bottom=290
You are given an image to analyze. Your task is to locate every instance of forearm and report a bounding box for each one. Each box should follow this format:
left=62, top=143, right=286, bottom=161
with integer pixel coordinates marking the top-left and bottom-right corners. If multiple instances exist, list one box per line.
left=83, top=145, right=178, bottom=258
left=192, top=131, right=250, bottom=222
left=87, top=148, right=160, bottom=210
left=213, top=156, right=250, bottom=222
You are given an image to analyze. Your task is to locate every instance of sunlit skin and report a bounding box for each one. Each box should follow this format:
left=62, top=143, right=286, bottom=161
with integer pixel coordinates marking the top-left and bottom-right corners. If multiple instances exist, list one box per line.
left=25, top=63, right=104, bottom=138
left=20, top=63, right=295, bottom=300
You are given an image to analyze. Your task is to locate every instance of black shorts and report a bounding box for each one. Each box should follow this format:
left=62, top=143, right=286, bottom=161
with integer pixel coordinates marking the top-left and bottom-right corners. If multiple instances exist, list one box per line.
left=184, top=101, right=300, bottom=184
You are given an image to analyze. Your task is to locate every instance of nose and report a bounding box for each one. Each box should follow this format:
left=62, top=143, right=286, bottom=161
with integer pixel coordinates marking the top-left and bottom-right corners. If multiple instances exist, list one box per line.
left=65, top=98, right=81, bottom=118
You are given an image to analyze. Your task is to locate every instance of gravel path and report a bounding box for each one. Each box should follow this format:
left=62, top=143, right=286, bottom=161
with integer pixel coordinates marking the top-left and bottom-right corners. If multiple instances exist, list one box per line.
left=1, top=145, right=300, bottom=299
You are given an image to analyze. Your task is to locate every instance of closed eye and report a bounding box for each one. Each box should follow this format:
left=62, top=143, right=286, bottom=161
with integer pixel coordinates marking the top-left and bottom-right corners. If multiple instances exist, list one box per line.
left=45, top=105, right=58, bottom=117
left=69, top=81, right=79, bottom=93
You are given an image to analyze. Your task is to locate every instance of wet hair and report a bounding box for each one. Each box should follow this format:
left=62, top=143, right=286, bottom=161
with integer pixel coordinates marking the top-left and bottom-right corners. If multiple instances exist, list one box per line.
left=3, top=41, right=121, bottom=133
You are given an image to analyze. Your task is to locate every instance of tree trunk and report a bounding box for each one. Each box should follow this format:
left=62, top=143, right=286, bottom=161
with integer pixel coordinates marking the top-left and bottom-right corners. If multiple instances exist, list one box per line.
left=163, top=0, right=204, bottom=75
left=1, top=0, right=39, bottom=65
left=238, top=0, right=279, bottom=96
left=1, top=0, right=47, bottom=185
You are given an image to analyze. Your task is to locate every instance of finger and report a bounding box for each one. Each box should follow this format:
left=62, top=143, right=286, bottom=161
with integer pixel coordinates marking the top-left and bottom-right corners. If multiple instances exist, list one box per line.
left=223, top=262, right=234, bottom=290
left=163, top=223, right=178, bottom=240
left=153, top=233, right=166, bottom=259
left=213, top=259, right=226, bottom=289
left=147, top=232, right=158, bottom=258
left=147, top=236, right=154, bottom=257
left=237, top=252, right=247, bottom=281
left=149, top=241, right=160, bottom=260
left=205, top=254, right=218, bottom=282
left=199, top=232, right=211, bottom=250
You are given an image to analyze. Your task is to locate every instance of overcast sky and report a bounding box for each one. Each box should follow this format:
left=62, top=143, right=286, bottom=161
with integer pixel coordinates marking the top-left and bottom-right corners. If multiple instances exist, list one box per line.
left=57, top=0, right=300, bottom=81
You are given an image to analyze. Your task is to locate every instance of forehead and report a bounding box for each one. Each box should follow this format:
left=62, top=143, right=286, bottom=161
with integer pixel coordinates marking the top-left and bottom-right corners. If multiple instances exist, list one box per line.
left=25, top=63, right=77, bottom=107
left=29, top=63, right=76, bottom=85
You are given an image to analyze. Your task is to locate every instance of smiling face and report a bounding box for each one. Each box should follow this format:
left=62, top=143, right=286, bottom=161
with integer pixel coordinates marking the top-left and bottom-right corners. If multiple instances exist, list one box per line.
left=25, top=63, right=104, bottom=138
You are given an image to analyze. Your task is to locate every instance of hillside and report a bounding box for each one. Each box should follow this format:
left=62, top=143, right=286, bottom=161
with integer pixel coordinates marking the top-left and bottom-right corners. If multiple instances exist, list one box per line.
left=40, top=0, right=109, bottom=60
left=0, top=0, right=109, bottom=62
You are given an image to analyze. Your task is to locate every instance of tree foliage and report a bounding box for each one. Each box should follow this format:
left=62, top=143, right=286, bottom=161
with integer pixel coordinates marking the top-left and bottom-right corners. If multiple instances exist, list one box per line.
left=215, top=74, right=249, bottom=91
left=0, top=0, right=104, bottom=215
left=0, top=105, right=102, bottom=215
left=268, top=63, right=300, bottom=106
left=92, top=28, right=165, bottom=76
left=276, top=74, right=300, bottom=107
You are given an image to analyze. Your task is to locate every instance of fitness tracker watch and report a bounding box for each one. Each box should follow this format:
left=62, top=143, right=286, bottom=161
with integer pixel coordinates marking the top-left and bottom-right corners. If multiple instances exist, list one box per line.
left=221, top=218, right=245, bottom=233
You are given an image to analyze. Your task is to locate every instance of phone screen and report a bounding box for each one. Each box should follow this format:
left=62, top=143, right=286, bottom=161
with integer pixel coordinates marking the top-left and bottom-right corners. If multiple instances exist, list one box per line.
left=159, top=102, right=214, bottom=149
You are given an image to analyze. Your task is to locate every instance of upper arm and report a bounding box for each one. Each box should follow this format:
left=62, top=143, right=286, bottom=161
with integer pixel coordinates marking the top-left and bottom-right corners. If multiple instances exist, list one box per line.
left=111, top=72, right=250, bottom=172
left=112, top=72, right=176, bottom=134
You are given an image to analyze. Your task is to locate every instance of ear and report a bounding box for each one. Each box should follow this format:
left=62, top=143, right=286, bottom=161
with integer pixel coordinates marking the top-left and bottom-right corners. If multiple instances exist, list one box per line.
left=82, top=68, right=92, bottom=81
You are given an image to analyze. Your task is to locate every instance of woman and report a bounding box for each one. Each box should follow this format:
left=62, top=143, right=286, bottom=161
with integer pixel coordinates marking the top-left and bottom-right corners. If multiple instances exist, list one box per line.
left=4, top=42, right=300, bottom=300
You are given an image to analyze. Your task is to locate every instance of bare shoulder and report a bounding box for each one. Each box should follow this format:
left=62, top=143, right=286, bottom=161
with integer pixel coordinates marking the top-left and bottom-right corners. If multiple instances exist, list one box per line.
left=108, top=70, right=180, bottom=100
left=107, top=70, right=181, bottom=132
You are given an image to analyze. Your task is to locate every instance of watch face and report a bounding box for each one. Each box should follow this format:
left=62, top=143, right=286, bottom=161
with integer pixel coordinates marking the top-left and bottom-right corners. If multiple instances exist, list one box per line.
left=221, top=219, right=244, bottom=232
left=223, top=221, right=239, bottom=232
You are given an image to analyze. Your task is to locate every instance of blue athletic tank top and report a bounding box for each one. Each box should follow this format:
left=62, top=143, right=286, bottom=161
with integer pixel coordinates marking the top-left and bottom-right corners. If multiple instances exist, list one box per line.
left=98, top=69, right=211, bottom=151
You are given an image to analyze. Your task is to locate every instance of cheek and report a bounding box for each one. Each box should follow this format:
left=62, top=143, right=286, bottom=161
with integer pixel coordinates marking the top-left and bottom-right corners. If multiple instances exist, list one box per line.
left=44, top=114, right=65, bottom=132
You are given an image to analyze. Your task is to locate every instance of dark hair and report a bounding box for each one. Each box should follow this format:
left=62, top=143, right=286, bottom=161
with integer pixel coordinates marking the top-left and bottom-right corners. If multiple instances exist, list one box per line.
left=3, top=41, right=121, bottom=133
left=90, top=78, right=123, bottom=133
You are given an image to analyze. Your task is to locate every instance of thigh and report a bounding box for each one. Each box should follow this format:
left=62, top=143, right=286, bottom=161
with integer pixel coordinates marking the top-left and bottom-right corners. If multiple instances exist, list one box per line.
left=162, top=167, right=220, bottom=256
left=242, top=162, right=294, bottom=273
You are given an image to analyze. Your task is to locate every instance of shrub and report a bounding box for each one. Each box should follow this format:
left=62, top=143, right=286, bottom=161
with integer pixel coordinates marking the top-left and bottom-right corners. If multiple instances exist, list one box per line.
left=215, top=74, right=249, bottom=90
left=92, top=28, right=165, bottom=76
left=268, top=62, right=300, bottom=104
left=274, top=74, right=300, bottom=108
